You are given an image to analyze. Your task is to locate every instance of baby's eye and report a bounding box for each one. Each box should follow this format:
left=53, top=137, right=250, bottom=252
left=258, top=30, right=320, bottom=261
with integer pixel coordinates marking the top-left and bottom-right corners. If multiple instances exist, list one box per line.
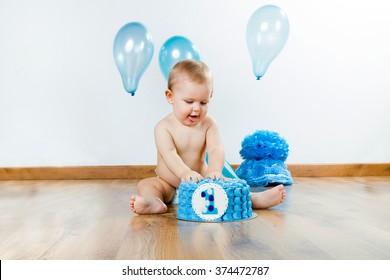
left=185, top=100, right=193, bottom=104
left=201, top=101, right=209, bottom=105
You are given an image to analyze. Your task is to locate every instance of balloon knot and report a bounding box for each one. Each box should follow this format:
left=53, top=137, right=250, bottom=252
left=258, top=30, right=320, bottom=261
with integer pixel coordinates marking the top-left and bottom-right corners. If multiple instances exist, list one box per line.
left=256, top=76, right=261, bottom=80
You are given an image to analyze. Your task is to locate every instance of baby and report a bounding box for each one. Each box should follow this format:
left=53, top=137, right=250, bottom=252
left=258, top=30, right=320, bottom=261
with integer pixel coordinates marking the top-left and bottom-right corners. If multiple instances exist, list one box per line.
left=130, top=59, right=285, bottom=214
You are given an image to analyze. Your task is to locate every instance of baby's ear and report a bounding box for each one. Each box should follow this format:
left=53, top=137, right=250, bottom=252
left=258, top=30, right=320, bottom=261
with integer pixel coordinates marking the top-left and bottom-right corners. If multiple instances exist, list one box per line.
left=165, top=89, right=174, bottom=104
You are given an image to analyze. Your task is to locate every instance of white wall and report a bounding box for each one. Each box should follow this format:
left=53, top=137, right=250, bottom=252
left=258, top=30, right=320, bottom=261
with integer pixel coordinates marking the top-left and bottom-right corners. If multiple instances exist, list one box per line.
left=1, top=0, right=389, bottom=167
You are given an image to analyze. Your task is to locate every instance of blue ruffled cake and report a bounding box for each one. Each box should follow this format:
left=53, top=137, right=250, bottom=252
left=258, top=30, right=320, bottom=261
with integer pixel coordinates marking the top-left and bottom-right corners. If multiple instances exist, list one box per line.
left=236, top=130, right=293, bottom=187
left=237, top=158, right=292, bottom=187
left=177, top=178, right=253, bottom=222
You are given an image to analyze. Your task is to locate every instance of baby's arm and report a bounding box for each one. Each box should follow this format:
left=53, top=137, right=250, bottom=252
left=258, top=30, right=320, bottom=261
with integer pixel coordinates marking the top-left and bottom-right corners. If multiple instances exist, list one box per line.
left=205, top=119, right=225, bottom=180
left=154, top=123, right=202, bottom=182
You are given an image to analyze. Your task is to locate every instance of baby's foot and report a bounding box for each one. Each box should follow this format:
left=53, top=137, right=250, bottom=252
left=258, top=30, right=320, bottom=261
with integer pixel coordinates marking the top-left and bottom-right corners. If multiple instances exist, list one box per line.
left=130, top=195, right=168, bottom=214
left=251, top=185, right=286, bottom=209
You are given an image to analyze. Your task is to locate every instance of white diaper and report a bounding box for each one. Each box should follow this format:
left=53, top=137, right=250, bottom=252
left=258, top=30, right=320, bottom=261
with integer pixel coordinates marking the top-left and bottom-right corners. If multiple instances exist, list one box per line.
left=170, top=189, right=179, bottom=204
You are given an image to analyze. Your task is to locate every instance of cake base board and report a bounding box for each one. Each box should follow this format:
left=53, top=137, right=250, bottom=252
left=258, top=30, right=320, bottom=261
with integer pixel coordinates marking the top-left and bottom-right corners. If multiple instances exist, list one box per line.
left=176, top=212, right=257, bottom=223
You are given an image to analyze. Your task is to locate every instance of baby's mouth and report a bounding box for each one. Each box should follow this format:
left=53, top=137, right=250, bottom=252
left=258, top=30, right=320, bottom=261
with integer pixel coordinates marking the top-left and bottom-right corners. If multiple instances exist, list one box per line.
left=188, top=114, right=199, bottom=122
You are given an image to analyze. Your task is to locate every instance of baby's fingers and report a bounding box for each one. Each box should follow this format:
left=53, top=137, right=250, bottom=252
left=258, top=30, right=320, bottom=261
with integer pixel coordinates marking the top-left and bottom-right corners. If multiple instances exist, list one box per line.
left=181, top=173, right=202, bottom=183
left=190, top=174, right=203, bottom=183
left=206, top=171, right=223, bottom=181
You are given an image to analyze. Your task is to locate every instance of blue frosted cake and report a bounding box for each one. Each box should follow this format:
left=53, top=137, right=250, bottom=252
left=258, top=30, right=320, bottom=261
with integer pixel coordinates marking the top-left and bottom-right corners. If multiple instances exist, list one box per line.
left=177, top=178, right=253, bottom=222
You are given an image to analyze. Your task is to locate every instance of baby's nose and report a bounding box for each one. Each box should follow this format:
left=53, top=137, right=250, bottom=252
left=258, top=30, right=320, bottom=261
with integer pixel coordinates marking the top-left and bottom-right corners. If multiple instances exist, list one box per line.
left=192, top=102, right=201, bottom=111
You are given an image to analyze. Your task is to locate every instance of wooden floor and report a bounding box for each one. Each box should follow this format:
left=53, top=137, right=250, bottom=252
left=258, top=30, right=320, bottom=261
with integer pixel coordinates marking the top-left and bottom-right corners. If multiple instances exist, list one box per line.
left=0, top=177, right=389, bottom=260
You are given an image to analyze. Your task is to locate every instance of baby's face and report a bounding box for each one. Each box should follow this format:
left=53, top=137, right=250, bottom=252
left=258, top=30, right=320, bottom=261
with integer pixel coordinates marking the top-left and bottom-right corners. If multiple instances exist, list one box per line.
left=169, top=78, right=212, bottom=126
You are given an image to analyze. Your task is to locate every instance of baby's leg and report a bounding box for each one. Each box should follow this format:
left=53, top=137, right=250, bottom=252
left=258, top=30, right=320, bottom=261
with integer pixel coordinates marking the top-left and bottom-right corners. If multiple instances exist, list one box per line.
left=130, top=177, right=176, bottom=214
left=251, top=185, right=286, bottom=209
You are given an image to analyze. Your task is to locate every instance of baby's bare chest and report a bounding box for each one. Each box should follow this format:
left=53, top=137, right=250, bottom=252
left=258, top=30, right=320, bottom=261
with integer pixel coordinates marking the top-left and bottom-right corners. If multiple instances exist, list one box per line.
left=171, top=128, right=207, bottom=153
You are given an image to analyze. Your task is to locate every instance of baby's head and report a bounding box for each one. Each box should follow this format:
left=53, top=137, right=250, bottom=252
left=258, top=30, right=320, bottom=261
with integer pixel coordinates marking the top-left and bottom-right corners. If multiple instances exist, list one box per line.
left=166, top=60, right=214, bottom=126
left=168, top=59, right=213, bottom=94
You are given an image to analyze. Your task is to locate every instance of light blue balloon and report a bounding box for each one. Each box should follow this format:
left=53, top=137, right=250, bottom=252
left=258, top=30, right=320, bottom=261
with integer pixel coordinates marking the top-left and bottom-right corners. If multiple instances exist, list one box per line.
left=246, top=5, right=289, bottom=80
left=113, top=22, right=154, bottom=96
left=159, top=36, right=200, bottom=80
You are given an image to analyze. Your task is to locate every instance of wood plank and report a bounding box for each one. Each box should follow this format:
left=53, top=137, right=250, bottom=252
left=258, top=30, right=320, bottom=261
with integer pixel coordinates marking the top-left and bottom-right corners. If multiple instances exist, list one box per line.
left=1, top=163, right=389, bottom=180
left=286, top=163, right=390, bottom=177
left=0, top=165, right=156, bottom=180
left=1, top=177, right=389, bottom=259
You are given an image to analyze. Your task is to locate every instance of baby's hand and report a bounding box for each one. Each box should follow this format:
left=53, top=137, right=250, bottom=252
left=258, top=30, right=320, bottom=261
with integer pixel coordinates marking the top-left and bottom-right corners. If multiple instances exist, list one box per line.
left=205, top=170, right=224, bottom=181
left=180, top=170, right=203, bottom=183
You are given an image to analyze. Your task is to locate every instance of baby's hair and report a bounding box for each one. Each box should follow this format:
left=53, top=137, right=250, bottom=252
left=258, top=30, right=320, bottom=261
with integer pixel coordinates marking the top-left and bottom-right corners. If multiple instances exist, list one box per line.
left=168, top=59, right=213, bottom=91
